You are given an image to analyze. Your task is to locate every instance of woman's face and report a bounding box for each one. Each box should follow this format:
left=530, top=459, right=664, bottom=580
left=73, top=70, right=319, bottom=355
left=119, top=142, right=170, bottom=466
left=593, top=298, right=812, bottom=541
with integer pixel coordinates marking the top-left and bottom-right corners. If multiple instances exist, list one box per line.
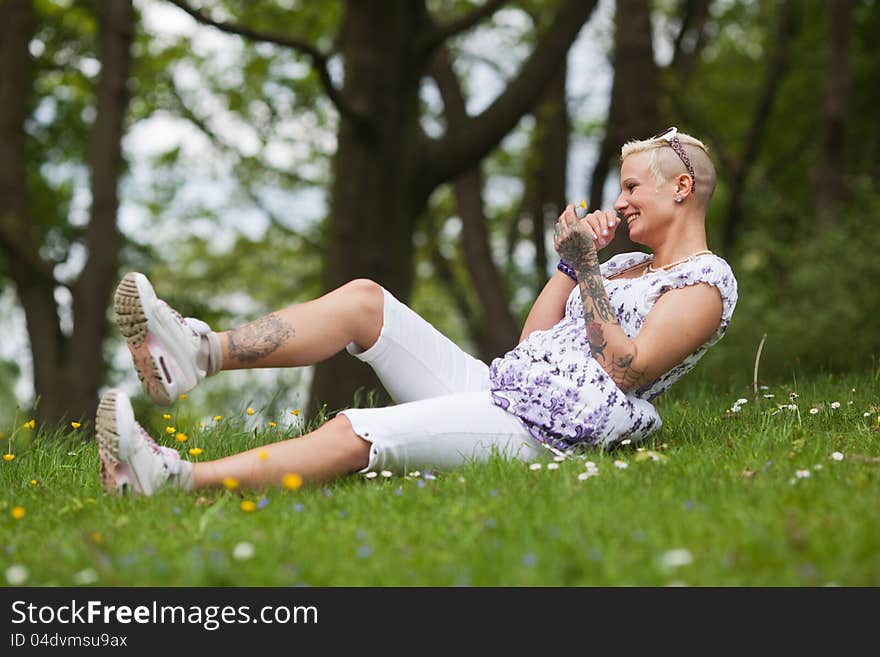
left=613, top=152, right=674, bottom=244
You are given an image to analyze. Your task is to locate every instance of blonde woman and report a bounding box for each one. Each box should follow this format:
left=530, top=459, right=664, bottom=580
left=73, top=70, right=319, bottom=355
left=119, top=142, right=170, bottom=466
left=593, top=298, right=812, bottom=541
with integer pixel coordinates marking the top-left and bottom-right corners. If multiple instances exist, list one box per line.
left=97, top=128, right=737, bottom=495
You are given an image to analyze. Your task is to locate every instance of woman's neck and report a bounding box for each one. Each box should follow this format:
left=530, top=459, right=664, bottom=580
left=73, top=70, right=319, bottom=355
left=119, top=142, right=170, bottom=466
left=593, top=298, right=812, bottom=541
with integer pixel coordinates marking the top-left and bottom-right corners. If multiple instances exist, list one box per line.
left=647, top=216, right=708, bottom=267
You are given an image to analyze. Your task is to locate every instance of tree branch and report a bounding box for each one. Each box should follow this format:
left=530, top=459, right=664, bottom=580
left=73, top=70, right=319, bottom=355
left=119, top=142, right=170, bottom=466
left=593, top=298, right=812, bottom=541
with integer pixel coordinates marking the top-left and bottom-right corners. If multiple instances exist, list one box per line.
left=167, top=81, right=321, bottom=188
left=668, top=0, right=711, bottom=76
left=420, top=0, right=598, bottom=190
left=164, top=0, right=366, bottom=127
left=423, top=0, right=509, bottom=52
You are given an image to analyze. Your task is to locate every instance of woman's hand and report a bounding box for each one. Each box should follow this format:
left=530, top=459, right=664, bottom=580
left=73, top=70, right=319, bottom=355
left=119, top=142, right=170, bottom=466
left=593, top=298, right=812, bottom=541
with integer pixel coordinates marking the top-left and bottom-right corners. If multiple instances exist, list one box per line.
left=554, top=205, right=619, bottom=263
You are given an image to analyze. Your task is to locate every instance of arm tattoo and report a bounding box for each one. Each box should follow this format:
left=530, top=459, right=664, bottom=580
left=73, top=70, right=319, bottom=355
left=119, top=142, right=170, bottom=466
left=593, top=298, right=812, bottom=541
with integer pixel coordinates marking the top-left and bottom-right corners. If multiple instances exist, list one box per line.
left=560, top=226, right=646, bottom=390
left=227, top=313, right=295, bottom=363
left=610, top=352, right=646, bottom=390
left=585, top=321, right=607, bottom=362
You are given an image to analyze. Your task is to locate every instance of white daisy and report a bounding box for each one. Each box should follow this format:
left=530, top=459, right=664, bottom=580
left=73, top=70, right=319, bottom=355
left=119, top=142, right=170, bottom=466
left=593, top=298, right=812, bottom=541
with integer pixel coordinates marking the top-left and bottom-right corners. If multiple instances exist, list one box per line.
left=5, top=565, right=28, bottom=585
left=232, top=542, right=255, bottom=561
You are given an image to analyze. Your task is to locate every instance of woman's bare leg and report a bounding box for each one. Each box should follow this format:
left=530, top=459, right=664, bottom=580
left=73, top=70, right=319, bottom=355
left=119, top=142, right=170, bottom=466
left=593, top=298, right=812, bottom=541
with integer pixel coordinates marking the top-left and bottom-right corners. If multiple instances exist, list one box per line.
left=218, top=278, right=384, bottom=370
left=192, top=415, right=371, bottom=489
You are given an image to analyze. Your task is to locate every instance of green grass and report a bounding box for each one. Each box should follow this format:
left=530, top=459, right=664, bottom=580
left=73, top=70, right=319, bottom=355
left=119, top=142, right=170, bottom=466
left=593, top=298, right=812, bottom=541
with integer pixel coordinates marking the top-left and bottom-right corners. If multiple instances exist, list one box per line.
left=1, top=371, right=879, bottom=587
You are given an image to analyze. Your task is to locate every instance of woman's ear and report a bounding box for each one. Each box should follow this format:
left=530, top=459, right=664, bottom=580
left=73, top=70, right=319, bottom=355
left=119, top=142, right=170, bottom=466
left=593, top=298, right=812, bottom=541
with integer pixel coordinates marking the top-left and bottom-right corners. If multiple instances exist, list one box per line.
left=675, top=173, right=694, bottom=198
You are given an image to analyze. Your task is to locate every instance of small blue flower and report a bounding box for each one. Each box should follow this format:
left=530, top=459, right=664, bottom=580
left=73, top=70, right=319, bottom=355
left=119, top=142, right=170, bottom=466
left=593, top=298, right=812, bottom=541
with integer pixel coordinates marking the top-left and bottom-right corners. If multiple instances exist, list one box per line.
left=522, top=553, right=537, bottom=567
left=257, top=497, right=270, bottom=509
left=357, top=545, right=372, bottom=559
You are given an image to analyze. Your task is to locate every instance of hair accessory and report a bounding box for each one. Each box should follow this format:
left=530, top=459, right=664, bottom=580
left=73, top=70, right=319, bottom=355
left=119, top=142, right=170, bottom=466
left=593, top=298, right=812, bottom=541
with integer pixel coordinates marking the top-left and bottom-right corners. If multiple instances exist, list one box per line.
left=650, top=126, right=696, bottom=192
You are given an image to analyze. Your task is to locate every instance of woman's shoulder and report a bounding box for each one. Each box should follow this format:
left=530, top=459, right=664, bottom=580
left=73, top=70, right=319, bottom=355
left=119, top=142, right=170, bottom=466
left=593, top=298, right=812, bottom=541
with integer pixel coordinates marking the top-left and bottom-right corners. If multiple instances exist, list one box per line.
left=601, top=251, right=652, bottom=276
left=664, top=253, right=738, bottom=327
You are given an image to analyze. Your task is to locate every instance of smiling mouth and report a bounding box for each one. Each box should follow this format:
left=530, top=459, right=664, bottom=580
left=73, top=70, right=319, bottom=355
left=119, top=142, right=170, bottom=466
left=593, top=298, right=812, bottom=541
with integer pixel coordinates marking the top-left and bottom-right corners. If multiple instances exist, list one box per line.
left=626, top=213, right=640, bottom=225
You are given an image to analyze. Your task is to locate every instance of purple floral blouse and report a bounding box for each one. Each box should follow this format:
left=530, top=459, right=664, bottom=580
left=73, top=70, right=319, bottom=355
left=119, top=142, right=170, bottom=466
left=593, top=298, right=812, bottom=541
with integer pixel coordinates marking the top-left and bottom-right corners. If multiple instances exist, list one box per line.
left=489, top=252, right=738, bottom=452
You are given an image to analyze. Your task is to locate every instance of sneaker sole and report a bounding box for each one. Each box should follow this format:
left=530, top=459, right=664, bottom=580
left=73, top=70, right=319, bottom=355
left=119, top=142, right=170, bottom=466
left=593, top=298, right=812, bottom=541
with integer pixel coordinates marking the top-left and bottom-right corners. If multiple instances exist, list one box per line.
left=96, top=390, right=128, bottom=494
left=114, top=273, right=173, bottom=406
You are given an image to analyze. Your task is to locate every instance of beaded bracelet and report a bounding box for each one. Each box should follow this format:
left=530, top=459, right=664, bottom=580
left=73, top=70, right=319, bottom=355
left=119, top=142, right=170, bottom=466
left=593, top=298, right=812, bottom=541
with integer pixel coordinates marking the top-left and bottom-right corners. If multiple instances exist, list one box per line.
left=557, top=259, right=578, bottom=281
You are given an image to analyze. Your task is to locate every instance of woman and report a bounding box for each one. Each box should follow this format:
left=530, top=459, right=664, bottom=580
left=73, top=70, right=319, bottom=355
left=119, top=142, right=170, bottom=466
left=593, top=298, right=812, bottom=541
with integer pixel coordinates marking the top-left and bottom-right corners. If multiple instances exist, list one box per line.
left=97, top=127, right=737, bottom=495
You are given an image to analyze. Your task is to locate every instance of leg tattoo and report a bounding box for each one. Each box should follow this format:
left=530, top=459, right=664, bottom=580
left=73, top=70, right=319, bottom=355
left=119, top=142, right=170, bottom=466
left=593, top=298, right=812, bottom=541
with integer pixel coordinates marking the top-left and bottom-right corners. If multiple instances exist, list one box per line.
left=226, top=314, right=295, bottom=363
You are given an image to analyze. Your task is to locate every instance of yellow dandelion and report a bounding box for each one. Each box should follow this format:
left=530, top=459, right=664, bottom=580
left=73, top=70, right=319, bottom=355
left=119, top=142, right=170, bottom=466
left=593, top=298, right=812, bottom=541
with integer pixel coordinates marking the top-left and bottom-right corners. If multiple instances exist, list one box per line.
left=223, top=477, right=239, bottom=490
left=198, top=421, right=205, bottom=429
left=268, top=421, right=276, bottom=428
left=246, top=407, right=255, bottom=416
left=24, top=420, right=35, bottom=430
left=11, top=506, right=25, bottom=520
left=30, top=479, right=37, bottom=486
left=2, top=454, right=14, bottom=462
left=91, top=532, right=103, bottom=544
left=165, top=426, right=176, bottom=434
left=188, top=447, right=203, bottom=457
left=214, top=415, right=222, bottom=421
left=162, top=413, right=172, bottom=420
left=70, top=422, right=81, bottom=429
left=240, top=500, right=256, bottom=512
left=258, top=450, right=269, bottom=461
left=175, top=433, right=188, bottom=443
left=282, top=473, right=303, bottom=491
left=290, top=409, right=301, bottom=416
left=179, top=394, right=188, bottom=400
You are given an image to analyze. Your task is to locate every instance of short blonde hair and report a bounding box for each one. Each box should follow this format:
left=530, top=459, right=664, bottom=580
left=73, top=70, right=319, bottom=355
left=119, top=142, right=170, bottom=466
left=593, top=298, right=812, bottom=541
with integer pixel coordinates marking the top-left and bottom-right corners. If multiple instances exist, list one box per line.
left=620, top=131, right=716, bottom=208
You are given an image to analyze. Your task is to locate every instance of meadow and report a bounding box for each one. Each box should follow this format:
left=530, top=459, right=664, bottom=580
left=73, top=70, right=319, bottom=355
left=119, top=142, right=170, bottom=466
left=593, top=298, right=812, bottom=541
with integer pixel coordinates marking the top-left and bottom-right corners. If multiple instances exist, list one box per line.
left=2, top=370, right=878, bottom=587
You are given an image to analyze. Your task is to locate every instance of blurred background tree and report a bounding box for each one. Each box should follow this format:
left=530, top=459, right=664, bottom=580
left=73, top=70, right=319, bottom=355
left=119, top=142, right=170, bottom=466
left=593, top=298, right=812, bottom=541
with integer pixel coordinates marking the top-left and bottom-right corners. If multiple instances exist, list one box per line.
left=0, top=0, right=877, bottom=432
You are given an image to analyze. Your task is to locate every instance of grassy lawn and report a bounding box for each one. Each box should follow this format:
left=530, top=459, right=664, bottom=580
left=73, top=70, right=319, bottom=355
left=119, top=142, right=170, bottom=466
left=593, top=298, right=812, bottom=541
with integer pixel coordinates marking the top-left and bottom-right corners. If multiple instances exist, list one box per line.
left=2, top=370, right=878, bottom=587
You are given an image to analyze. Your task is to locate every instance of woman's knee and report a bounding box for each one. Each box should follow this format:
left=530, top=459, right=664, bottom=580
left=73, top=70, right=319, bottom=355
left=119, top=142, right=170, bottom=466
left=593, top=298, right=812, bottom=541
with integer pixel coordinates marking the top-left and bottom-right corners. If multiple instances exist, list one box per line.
left=340, top=278, right=384, bottom=348
left=326, top=414, right=371, bottom=471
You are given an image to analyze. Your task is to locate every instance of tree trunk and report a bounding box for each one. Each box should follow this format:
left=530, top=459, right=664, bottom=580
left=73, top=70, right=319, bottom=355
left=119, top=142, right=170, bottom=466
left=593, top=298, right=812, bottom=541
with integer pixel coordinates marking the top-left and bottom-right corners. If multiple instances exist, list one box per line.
left=815, top=0, right=853, bottom=230
left=67, top=0, right=135, bottom=424
left=0, top=0, right=66, bottom=426
left=587, top=0, right=660, bottom=259
left=309, top=1, right=431, bottom=415
left=310, top=0, right=597, bottom=415
left=431, top=48, right=519, bottom=361
left=0, top=0, right=134, bottom=428
left=522, top=63, right=569, bottom=297
left=720, top=0, right=799, bottom=255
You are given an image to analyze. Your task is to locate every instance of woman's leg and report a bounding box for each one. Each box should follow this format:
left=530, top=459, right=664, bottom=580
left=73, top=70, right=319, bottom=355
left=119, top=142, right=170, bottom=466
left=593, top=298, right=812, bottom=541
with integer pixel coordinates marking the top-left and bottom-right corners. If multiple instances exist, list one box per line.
left=97, top=389, right=370, bottom=495
left=218, top=278, right=384, bottom=370
left=114, top=272, right=384, bottom=406
left=192, top=415, right=370, bottom=489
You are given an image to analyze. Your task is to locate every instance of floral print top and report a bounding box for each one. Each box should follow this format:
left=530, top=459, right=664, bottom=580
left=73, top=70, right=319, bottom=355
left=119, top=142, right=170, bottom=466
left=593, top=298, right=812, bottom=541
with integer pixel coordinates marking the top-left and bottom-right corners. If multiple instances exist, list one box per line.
left=489, top=251, right=738, bottom=452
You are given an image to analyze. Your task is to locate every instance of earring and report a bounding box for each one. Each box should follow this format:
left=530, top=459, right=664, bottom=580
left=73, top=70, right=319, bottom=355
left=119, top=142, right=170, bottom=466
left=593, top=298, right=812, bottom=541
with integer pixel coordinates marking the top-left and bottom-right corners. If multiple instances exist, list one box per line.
left=674, top=194, right=683, bottom=203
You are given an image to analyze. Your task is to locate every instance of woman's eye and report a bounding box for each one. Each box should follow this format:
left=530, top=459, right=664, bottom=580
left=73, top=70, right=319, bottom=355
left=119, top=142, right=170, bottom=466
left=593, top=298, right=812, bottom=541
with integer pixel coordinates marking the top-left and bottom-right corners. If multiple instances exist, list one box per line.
left=626, top=184, right=636, bottom=192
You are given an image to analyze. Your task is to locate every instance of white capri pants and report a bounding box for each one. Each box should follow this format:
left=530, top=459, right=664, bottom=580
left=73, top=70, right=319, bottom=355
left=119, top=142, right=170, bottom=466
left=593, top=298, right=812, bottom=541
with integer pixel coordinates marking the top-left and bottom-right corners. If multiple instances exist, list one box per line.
left=338, top=288, right=545, bottom=473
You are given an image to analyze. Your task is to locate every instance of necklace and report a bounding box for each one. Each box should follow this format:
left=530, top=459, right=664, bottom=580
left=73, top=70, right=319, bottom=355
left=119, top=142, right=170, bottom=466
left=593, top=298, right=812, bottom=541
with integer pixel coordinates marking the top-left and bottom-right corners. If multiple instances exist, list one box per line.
left=646, top=249, right=713, bottom=273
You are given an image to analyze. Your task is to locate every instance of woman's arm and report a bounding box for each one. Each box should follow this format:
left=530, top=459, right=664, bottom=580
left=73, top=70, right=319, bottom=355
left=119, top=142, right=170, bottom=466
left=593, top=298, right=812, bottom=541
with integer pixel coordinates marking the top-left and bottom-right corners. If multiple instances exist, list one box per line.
left=555, top=207, right=722, bottom=391
left=518, top=272, right=576, bottom=343
left=520, top=208, right=619, bottom=344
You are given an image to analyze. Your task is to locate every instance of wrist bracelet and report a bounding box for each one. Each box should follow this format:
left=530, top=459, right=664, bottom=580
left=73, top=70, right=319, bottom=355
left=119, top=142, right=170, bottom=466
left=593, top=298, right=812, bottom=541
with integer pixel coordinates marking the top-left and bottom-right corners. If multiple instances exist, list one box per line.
left=557, top=260, right=578, bottom=282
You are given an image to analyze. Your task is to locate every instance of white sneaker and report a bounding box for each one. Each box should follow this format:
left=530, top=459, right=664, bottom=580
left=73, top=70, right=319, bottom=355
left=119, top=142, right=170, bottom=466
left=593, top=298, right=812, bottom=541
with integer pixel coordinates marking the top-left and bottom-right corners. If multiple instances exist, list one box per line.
left=96, top=389, right=181, bottom=496
left=115, top=272, right=210, bottom=406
